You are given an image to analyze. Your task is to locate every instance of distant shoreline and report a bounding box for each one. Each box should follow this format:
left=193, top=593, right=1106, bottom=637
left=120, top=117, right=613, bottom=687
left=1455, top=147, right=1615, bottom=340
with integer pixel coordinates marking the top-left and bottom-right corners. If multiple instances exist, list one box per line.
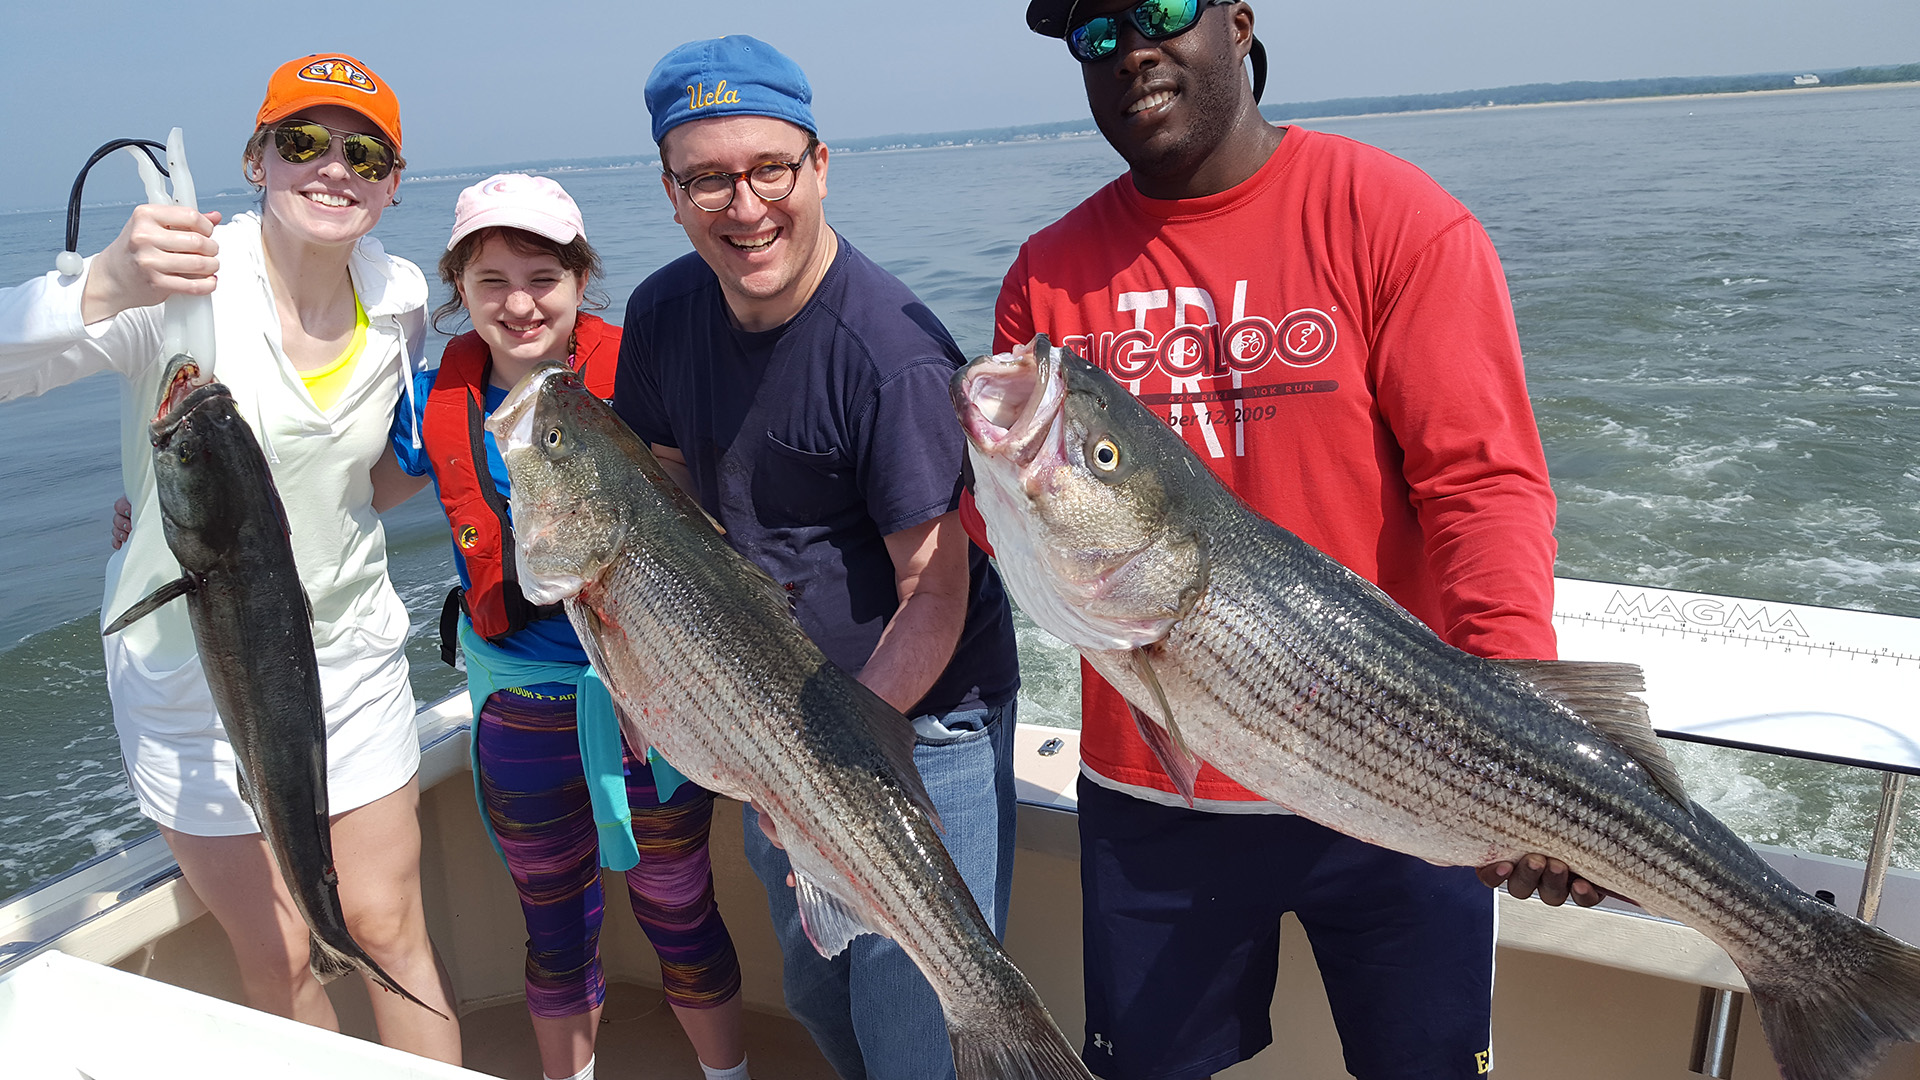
left=809, top=79, right=1920, bottom=156
left=10, top=81, right=1915, bottom=216
left=1276, top=79, right=1920, bottom=125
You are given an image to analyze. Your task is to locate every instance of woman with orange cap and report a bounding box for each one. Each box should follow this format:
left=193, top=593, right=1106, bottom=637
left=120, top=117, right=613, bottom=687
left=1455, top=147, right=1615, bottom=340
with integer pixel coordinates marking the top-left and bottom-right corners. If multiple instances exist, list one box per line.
left=0, top=54, right=460, bottom=1061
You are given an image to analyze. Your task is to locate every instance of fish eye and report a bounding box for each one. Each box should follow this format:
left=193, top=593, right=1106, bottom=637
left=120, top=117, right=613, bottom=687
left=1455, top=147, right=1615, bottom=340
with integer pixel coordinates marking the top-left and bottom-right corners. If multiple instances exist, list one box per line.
left=544, top=426, right=564, bottom=450
left=1091, top=437, right=1121, bottom=472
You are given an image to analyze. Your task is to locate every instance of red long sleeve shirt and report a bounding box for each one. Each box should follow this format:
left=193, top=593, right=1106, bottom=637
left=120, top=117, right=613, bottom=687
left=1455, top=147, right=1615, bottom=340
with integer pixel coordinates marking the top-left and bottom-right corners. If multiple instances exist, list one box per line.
left=992, top=127, right=1558, bottom=806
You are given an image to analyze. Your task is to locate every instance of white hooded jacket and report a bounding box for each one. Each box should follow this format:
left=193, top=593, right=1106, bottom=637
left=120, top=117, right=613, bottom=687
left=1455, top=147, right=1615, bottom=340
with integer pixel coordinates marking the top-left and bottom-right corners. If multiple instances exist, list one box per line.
left=0, top=212, right=430, bottom=833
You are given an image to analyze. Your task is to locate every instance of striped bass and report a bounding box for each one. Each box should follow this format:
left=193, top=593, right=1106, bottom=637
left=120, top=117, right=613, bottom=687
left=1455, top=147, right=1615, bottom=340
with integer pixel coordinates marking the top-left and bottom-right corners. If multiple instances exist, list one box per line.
left=485, top=362, right=1092, bottom=1080
left=951, top=335, right=1920, bottom=1080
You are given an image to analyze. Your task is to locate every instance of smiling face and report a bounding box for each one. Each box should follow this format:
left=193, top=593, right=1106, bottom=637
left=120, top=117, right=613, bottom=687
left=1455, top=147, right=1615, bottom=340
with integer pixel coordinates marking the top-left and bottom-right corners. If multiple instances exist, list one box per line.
left=658, top=114, right=835, bottom=332
left=456, top=231, right=586, bottom=386
left=1074, top=0, right=1270, bottom=199
left=254, top=103, right=401, bottom=249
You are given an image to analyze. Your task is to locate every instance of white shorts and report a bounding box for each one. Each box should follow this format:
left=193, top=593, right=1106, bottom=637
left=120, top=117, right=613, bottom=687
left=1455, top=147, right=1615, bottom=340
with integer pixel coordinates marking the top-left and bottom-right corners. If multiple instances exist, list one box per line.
left=104, top=604, right=422, bottom=837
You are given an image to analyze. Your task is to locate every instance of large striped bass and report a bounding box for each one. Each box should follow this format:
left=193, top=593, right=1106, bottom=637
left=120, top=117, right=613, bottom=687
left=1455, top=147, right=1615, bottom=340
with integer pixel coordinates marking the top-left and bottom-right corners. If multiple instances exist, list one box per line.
left=951, top=335, right=1920, bottom=1080
left=485, top=362, right=1092, bottom=1080
left=104, top=355, right=440, bottom=1016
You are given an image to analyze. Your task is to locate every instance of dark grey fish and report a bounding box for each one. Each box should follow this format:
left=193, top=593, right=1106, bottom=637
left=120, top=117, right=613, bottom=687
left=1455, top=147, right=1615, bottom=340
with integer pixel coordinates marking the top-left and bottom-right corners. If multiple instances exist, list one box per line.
left=952, top=335, right=1920, bottom=1080
left=105, top=354, right=440, bottom=1017
left=486, top=362, right=1091, bottom=1080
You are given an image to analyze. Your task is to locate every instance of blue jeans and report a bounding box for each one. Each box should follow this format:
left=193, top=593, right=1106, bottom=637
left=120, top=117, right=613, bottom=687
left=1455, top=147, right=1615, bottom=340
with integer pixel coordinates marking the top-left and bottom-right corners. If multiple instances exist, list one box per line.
left=742, top=699, right=1018, bottom=1080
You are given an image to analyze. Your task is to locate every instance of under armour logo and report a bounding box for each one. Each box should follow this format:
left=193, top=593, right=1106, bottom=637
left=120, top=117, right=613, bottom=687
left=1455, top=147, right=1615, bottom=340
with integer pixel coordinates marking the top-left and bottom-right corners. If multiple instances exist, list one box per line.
left=1091, top=1033, right=1115, bottom=1055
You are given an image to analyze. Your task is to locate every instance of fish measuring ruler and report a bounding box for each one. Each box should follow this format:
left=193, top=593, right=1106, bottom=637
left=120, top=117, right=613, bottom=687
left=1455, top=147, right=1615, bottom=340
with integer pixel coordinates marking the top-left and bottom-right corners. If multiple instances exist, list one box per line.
left=1553, top=577, right=1920, bottom=774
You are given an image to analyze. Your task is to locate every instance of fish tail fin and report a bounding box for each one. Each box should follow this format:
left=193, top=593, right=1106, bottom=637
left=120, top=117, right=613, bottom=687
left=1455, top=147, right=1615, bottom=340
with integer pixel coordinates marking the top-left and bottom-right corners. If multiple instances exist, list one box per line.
left=949, top=1004, right=1094, bottom=1080
left=308, top=933, right=355, bottom=983
left=309, top=934, right=451, bottom=1021
left=1747, top=911, right=1920, bottom=1080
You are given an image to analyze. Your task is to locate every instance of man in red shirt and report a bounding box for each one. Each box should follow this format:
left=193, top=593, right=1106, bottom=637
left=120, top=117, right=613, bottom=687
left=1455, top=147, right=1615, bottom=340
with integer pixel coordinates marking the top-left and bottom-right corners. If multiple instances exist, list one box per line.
left=995, top=2, right=1592, bottom=1077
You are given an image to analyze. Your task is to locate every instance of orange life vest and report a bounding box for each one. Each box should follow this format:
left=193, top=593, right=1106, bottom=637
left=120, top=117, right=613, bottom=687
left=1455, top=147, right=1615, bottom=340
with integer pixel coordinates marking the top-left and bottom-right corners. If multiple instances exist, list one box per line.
left=421, top=312, right=620, bottom=653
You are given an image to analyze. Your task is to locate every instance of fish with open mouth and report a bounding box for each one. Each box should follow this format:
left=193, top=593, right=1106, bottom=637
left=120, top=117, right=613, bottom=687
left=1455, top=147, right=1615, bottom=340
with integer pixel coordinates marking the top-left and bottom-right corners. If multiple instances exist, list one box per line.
left=486, top=361, right=1092, bottom=1080
left=105, top=353, right=441, bottom=1017
left=951, top=335, right=1920, bottom=1080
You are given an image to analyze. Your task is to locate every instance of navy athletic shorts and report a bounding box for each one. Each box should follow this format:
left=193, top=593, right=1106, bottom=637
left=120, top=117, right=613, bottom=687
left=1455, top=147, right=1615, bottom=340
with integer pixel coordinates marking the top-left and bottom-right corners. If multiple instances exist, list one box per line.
left=1077, top=776, right=1496, bottom=1080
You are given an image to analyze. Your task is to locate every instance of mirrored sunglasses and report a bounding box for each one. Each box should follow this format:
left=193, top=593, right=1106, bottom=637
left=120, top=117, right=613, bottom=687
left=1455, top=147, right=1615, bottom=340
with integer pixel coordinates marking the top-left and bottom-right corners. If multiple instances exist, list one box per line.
left=271, top=120, right=396, bottom=183
left=1067, top=0, right=1231, bottom=63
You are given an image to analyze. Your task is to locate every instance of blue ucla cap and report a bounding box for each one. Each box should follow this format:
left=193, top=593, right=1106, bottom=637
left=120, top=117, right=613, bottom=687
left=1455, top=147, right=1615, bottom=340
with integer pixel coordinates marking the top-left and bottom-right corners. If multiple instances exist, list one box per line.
left=645, top=36, right=817, bottom=145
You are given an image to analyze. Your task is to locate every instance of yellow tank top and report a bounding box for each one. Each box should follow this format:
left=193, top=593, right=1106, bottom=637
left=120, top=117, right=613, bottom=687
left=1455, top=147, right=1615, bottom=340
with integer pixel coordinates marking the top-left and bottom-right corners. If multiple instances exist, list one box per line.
left=301, top=292, right=368, bottom=411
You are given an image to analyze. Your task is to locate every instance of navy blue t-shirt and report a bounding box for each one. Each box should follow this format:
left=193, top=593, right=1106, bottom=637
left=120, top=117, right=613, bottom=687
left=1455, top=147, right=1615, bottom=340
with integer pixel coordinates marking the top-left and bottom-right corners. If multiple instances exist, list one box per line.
left=614, top=237, right=1018, bottom=717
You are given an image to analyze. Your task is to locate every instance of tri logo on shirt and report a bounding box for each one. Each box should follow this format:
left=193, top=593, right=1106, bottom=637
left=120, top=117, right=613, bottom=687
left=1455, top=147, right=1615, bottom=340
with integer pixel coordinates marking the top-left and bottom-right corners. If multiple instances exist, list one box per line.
left=1057, top=283, right=1339, bottom=381
left=1054, top=283, right=1344, bottom=457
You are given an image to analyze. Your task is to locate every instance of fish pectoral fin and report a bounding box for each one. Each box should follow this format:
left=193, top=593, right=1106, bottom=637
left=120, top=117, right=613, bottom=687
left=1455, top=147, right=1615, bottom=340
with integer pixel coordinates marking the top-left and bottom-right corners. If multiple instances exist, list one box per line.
left=611, top=700, right=651, bottom=759
left=1132, top=647, right=1195, bottom=758
left=793, top=870, right=880, bottom=959
left=102, top=575, right=196, bottom=636
left=1130, top=703, right=1201, bottom=805
left=1495, top=658, right=1690, bottom=808
left=1129, top=648, right=1201, bottom=805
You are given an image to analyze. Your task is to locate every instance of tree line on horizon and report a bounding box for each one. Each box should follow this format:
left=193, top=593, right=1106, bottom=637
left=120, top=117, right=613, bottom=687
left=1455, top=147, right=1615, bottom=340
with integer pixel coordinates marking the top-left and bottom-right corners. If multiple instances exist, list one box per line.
left=328, top=60, right=1918, bottom=190
left=831, top=61, right=1920, bottom=153
left=1255, top=61, right=1920, bottom=122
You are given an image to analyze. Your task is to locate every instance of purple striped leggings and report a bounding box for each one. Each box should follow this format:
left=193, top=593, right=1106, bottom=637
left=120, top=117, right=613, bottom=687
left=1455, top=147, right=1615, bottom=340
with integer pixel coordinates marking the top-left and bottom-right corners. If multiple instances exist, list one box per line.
left=475, top=684, right=742, bottom=1017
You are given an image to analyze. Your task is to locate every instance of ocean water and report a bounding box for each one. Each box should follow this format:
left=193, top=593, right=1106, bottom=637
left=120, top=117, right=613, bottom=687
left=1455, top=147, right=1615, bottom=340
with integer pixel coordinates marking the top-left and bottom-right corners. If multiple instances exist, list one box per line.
left=1, top=85, right=1916, bottom=901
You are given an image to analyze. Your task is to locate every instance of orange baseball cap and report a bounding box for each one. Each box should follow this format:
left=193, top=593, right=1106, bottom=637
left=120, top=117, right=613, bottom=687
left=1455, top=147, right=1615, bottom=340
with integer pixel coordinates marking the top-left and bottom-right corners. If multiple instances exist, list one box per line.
left=255, top=53, right=403, bottom=151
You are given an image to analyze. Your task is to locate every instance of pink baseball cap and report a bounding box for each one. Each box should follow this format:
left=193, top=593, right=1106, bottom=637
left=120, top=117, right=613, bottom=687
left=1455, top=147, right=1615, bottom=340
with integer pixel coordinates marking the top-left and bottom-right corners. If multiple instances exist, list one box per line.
left=447, top=173, right=585, bottom=250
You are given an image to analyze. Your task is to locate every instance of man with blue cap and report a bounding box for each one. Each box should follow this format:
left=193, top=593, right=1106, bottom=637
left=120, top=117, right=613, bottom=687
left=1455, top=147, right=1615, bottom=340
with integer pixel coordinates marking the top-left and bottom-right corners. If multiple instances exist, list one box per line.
left=612, top=35, right=1023, bottom=1079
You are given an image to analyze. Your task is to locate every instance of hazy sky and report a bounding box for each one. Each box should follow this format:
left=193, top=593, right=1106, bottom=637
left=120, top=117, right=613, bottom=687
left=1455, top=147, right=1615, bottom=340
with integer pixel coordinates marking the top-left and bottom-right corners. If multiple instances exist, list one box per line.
left=1, top=0, right=1915, bottom=213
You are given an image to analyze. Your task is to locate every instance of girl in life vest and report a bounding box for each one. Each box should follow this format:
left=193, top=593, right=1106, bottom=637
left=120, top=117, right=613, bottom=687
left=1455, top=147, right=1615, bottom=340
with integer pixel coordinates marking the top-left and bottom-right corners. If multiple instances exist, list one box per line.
left=388, top=174, right=749, bottom=1080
